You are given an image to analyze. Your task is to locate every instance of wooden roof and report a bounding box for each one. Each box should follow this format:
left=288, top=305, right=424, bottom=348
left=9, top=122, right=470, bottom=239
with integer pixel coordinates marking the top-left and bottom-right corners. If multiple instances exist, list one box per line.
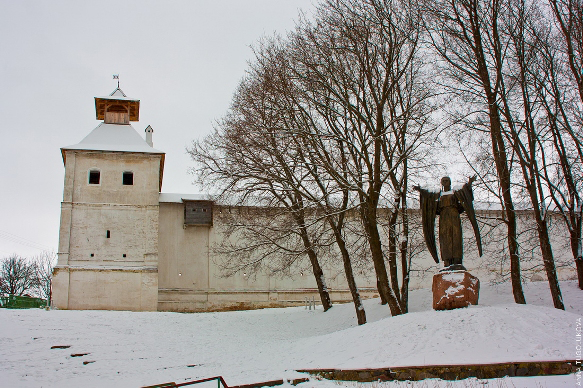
left=95, top=97, right=140, bottom=121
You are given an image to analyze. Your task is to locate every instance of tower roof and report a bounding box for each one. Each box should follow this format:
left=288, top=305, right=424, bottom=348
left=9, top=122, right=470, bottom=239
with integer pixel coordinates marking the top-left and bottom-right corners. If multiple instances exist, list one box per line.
left=94, top=87, right=140, bottom=121
left=62, top=123, right=164, bottom=154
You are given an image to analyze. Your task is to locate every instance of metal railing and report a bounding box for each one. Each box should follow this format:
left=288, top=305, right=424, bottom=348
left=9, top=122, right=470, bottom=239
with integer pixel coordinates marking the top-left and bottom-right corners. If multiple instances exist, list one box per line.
left=143, top=376, right=229, bottom=388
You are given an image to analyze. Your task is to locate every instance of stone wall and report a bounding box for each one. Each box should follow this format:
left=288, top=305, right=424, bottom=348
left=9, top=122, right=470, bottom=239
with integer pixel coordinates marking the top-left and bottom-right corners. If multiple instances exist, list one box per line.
left=53, top=150, right=161, bottom=311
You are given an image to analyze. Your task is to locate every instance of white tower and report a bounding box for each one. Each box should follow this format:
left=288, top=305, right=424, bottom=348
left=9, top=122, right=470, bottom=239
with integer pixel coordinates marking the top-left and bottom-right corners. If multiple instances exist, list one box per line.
left=52, top=87, right=165, bottom=311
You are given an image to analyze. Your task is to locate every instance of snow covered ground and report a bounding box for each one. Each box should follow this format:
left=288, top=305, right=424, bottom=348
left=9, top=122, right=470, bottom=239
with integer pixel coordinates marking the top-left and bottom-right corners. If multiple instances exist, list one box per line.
left=0, top=280, right=580, bottom=387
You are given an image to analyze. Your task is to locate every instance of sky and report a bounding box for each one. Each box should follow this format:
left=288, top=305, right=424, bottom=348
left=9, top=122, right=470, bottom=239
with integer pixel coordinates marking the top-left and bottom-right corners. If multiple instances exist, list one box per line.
left=0, top=0, right=317, bottom=258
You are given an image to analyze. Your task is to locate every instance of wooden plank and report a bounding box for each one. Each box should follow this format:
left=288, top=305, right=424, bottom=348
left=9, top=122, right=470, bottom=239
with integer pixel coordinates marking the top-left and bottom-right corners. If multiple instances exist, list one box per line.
left=184, top=201, right=213, bottom=226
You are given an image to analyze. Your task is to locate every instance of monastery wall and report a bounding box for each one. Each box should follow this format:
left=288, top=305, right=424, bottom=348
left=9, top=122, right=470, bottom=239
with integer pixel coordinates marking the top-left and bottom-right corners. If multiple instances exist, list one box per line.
left=156, top=203, right=577, bottom=312
left=157, top=203, right=379, bottom=312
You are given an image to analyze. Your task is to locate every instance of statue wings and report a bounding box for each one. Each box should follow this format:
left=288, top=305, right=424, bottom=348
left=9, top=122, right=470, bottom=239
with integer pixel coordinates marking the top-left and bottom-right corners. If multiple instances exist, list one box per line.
left=454, top=181, right=483, bottom=257
left=418, top=188, right=440, bottom=263
left=416, top=180, right=483, bottom=263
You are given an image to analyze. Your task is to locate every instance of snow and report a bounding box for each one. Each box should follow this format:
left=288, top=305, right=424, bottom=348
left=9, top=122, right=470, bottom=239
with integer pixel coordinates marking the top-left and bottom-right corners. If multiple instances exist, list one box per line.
left=444, top=283, right=465, bottom=296
left=418, top=184, right=441, bottom=193
left=95, top=87, right=138, bottom=101
left=1, top=280, right=581, bottom=388
left=441, top=271, right=466, bottom=282
left=61, top=123, right=164, bottom=154
left=159, top=193, right=212, bottom=203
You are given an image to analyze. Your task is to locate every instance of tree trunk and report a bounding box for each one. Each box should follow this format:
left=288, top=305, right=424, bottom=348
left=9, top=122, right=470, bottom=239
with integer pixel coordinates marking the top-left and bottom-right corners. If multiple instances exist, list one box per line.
left=569, top=216, right=583, bottom=289
left=484, top=94, right=526, bottom=305
left=377, top=278, right=388, bottom=305
left=399, top=239, right=410, bottom=314
left=387, top=209, right=401, bottom=307
left=471, top=19, right=526, bottom=304
left=296, top=217, right=332, bottom=311
left=361, top=202, right=402, bottom=316
left=536, top=216, right=565, bottom=309
left=400, top=197, right=410, bottom=313
left=524, top=169, right=564, bottom=309
left=304, top=243, right=332, bottom=312
left=577, top=259, right=583, bottom=290
left=331, top=222, right=367, bottom=325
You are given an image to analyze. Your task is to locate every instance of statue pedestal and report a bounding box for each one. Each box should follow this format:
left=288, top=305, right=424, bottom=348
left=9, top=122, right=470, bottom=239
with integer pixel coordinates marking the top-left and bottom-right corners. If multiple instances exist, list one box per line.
left=432, top=270, right=480, bottom=310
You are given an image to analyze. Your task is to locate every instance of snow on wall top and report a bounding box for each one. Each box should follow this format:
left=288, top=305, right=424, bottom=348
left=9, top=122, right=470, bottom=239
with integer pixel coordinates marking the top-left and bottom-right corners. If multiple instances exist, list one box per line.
left=62, top=123, right=164, bottom=154
left=159, top=193, right=212, bottom=203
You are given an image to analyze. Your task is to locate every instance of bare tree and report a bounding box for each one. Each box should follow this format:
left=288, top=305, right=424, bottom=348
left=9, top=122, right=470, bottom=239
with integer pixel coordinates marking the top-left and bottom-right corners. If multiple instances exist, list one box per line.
left=0, top=255, right=38, bottom=297
left=539, top=0, right=583, bottom=288
left=500, top=0, right=565, bottom=308
left=423, top=0, right=527, bottom=304
left=189, top=52, right=333, bottom=311
left=287, top=0, right=433, bottom=316
left=33, top=251, right=56, bottom=306
left=188, top=0, right=436, bottom=320
left=549, top=0, right=583, bottom=104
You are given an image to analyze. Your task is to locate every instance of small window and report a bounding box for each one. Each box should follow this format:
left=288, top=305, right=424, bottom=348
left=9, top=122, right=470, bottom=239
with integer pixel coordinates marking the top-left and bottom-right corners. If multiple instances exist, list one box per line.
left=123, top=171, right=133, bottom=186
left=122, top=254, right=126, bottom=258
left=106, top=230, right=110, bottom=239
left=89, top=170, right=100, bottom=185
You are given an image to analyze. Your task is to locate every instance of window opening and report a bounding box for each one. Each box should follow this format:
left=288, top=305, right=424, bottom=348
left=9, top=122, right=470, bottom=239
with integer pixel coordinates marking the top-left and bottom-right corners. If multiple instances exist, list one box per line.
left=123, top=171, right=133, bottom=186
left=90, top=253, right=94, bottom=257
left=122, top=254, right=127, bottom=258
left=106, top=230, right=110, bottom=239
left=89, top=170, right=100, bottom=185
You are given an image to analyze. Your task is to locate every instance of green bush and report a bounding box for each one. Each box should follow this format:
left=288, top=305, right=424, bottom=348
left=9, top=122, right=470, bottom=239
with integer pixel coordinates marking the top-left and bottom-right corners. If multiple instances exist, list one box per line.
left=0, top=295, right=47, bottom=309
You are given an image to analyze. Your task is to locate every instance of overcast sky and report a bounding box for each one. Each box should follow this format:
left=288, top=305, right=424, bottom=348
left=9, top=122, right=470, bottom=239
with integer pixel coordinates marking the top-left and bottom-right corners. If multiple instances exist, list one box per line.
left=0, top=0, right=316, bottom=258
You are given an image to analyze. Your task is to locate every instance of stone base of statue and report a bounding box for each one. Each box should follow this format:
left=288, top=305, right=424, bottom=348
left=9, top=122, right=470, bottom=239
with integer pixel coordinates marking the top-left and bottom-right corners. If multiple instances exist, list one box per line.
left=432, top=270, right=480, bottom=310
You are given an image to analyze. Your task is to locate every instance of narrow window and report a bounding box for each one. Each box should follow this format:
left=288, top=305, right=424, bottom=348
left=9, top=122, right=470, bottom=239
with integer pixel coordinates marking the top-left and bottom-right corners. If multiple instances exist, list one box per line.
left=122, top=171, right=133, bottom=186
left=106, top=230, right=110, bottom=239
left=89, top=170, right=100, bottom=185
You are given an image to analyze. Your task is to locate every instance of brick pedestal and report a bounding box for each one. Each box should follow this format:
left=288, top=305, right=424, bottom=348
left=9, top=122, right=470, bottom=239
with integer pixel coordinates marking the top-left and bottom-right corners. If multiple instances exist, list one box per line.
left=432, top=270, right=480, bottom=310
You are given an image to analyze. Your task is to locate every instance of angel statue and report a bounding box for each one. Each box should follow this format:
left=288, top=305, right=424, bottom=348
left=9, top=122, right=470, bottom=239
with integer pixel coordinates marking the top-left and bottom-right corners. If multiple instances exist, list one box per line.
left=413, top=176, right=483, bottom=271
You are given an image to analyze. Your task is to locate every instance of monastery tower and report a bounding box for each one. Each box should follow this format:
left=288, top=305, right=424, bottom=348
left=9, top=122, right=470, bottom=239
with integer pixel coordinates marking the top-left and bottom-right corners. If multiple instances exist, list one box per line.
left=52, top=87, right=165, bottom=311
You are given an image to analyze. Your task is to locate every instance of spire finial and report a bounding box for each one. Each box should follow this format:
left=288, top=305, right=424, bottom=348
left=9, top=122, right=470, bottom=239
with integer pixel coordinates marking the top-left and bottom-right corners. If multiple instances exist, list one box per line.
left=113, top=74, right=120, bottom=88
